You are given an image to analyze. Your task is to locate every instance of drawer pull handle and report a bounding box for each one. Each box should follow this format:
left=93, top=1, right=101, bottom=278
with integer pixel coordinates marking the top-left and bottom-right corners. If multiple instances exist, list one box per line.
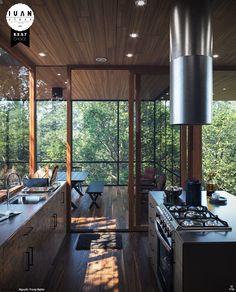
left=24, top=251, right=30, bottom=271
left=28, top=247, right=34, bottom=266
left=150, top=229, right=154, bottom=237
left=149, top=203, right=154, bottom=208
left=23, top=226, right=34, bottom=236
left=51, top=214, right=58, bottom=228
left=61, top=192, right=65, bottom=204
left=149, top=217, right=154, bottom=223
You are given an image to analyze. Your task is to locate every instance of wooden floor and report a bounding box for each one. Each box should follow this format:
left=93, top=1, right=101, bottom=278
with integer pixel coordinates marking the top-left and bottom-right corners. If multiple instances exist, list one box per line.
left=71, top=186, right=129, bottom=231
left=44, top=233, right=159, bottom=292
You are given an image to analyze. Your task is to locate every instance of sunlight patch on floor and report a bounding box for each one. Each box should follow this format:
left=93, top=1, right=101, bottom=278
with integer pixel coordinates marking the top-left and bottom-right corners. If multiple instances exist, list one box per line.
left=83, top=249, right=119, bottom=291
left=71, top=216, right=117, bottom=229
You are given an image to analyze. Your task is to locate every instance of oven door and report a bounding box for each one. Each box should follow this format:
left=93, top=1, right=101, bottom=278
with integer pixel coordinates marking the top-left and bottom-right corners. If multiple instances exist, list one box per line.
left=154, top=219, right=173, bottom=292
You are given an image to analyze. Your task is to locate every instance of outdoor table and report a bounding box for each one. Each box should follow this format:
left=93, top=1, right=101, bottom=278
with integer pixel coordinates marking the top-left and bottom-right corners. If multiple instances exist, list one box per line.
left=57, top=171, right=89, bottom=208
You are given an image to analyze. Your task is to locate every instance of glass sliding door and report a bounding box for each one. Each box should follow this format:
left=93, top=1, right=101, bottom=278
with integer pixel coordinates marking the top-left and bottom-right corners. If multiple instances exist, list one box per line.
left=71, top=69, right=129, bottom=231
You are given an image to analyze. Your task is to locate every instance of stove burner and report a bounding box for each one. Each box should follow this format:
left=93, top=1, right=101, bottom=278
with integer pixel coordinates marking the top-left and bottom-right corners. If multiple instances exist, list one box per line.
left=162, top=204, right=231, bottom=231
left=188, top=206, right=207, bottom=212
left=169, top=205, right=186, bottom=212
left=181, top=219, right=195, bottom=227
left=185, top=210, right=207, bottom=219
left=205, top=219, right=221, bottom=227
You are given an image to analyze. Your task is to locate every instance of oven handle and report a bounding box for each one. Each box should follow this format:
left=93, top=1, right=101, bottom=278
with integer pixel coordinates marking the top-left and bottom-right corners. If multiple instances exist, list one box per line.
left=154, top=220, right=172, bottom=253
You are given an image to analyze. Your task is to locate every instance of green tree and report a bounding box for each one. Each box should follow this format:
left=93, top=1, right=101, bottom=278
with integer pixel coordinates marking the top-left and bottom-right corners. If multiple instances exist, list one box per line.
left=203, top=101, right=236, bottom=195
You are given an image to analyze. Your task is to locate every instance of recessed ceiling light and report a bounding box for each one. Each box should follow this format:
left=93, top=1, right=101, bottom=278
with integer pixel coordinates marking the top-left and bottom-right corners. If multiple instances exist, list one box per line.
left=95, top=57, right=108, bottom=63
left=57, top=73, right=61, bottom=76
left=126, top=53, right=133, bottom=58
left=213, top=54, right=219, bottom=58
left=64, top=81, right=68, bottom=84
left=222, top=88, right=226, bottom=91
left=38, top=52, right=46, bottom=57
left=130, top=33, right=139, bottom=38
left=135, top=0, right=147, bottom=7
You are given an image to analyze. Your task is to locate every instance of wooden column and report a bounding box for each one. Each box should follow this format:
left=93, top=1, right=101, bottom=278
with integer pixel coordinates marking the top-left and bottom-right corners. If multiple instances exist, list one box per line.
left=128, top=72, right=135, bottom=230
left=180, top=125, right=187, bottom=188
left=135, top=74, right=142, bottom=225
left=180, top=125, right=202, bottom=188
left=29, top=68, right=36, bottom=176
left=66, top=66, right=72, bottom=233
left=188, top=125, right=202, bottom=181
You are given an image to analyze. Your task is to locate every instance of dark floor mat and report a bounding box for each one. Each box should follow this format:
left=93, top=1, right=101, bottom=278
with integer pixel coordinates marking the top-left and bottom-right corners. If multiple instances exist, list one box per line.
left=76, top=233, right=123, bottom=250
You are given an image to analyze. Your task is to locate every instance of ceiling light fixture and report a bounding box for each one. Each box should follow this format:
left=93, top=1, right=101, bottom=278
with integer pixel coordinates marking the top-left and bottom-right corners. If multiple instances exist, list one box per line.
left=213, top=54, right=219, bottom=58
left=57, top=73, right=61, bottom=76
left=95, top=57, right=108, bottom=63
left=126, top=53, right=133, bottom=58
left=64, top=81, right=68, bottom=84
left=222, top=88, right=226, bottom=91
left=135, top=0, right=147, bottom=7
left=130, top=33, right=139, bottom=38
left=38, top=52, right=46, bottom=57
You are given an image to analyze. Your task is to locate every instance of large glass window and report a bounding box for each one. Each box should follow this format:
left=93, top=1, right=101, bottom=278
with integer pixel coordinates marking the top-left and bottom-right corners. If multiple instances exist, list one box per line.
left=203, top=101, right=236, bottom=195
left=36, top=66, right=67, bottom=171
left=0, top=60, right=29, bottom=186
left=72, top=101, right=129, bottom=185
left=36, top=101, right=67, bottom=170
left=155, top=100, right=180, bottom=185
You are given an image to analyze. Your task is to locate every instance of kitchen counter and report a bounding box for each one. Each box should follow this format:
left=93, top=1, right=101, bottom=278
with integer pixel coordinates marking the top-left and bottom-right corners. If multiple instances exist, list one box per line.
left=150, top=190, right=236, bottom=242
left=0, top=182, right=66, bottom=247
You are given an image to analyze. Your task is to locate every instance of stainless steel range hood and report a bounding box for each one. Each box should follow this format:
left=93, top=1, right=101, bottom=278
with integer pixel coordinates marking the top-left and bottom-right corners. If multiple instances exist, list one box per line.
left=170, top=0, right=213, bottom=125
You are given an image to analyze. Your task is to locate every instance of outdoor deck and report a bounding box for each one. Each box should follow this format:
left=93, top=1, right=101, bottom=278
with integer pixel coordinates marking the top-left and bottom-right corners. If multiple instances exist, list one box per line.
left=71, top=186, right=129, bottom=231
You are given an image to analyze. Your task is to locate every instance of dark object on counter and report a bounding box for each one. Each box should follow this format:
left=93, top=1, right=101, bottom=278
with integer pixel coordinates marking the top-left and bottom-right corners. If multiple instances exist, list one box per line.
left=164, top=187, right=182, bottom=204
left=23, top=178, right=49, bottom=188
left=210, top=196, right=227, bottom=205
left=186, top=179, right=202, bottom=206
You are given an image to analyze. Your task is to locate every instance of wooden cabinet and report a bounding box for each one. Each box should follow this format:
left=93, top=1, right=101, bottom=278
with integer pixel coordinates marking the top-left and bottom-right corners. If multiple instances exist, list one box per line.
left=0, top=184, right=67, bottom=292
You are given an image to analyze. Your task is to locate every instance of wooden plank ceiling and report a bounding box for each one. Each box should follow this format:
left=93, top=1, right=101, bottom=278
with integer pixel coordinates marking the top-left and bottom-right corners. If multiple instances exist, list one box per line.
left=0, top=0, right=236, bottom=100
left=36, top=68, right=236, bottom=101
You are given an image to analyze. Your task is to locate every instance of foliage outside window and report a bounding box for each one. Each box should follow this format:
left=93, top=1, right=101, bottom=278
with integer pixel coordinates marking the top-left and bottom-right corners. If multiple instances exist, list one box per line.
left=203, top=101, right=236, bottom=195
left=72, top=101, right=129, bottom=185
left=155, top=100, right=180, bottom=186
left=0, top=65, right=29, bottom=186
left=36, top=101, right=67, bottom=171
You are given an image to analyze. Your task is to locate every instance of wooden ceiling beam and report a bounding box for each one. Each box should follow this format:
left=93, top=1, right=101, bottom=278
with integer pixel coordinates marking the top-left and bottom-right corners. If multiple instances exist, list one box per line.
left=68, top=65, right=170, bottom=74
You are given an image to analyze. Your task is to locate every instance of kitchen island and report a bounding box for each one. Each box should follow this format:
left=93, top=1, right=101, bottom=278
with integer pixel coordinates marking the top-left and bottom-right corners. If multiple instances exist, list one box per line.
left=0, top=182, right=67, bottom=292
left=149, top=190, right=236, bottom=292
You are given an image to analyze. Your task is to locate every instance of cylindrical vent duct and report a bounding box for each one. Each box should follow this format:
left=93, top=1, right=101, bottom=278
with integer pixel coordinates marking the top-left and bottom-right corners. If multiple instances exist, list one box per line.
left=170, top=0, right=213, bottom=125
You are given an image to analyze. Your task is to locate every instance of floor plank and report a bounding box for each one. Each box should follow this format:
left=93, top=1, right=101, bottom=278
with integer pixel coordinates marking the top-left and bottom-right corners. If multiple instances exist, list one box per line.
left=44, top=233, right=159, bottom=292
left=71, top=186, right=129, bottom=231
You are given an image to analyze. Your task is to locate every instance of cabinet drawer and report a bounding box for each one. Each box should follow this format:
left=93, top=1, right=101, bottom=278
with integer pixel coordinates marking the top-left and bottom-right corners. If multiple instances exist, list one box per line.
left=2, top=227, right=35, bottom=290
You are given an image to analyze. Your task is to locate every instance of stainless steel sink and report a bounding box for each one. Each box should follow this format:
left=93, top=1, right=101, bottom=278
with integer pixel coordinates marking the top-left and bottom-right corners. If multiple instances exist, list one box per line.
left=9, top=195, right=46, bottom=205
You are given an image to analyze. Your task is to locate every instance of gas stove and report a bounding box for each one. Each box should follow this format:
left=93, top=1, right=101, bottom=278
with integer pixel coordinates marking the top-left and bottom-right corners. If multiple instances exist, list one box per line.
left=157, top=204, right=231, bottom=232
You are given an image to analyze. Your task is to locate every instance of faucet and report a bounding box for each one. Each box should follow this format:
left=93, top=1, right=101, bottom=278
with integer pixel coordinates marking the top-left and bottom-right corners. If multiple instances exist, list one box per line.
left=5, top=172, right=21, bottom=207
